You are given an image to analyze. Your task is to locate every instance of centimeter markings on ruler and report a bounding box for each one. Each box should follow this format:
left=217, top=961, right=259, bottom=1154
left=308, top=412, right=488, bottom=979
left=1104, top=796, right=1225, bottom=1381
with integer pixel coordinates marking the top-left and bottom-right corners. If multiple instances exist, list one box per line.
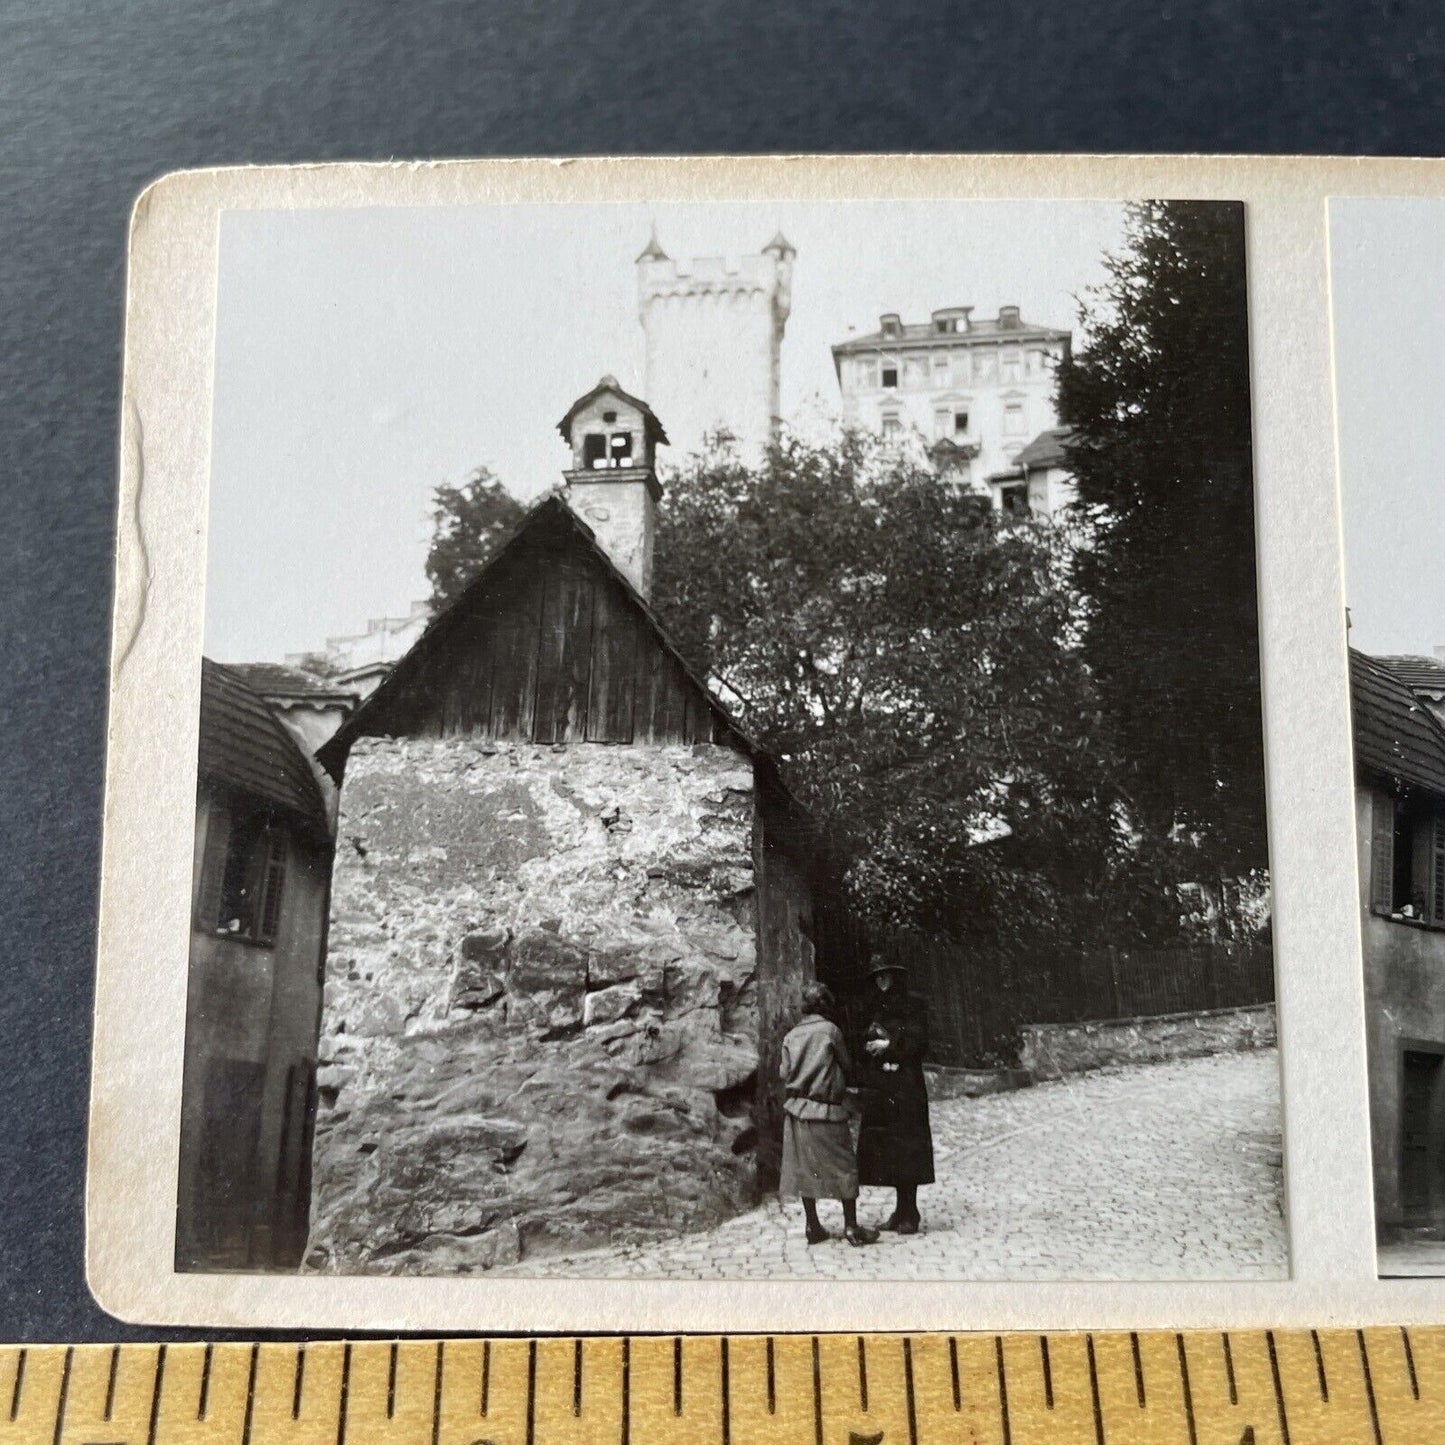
left=0, top=1330, right=1437, bottom=1445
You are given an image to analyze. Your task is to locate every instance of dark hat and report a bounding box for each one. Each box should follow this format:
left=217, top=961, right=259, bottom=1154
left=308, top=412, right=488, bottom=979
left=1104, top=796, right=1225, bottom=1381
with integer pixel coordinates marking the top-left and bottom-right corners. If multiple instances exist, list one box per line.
left=867, top=959, right=909, bottom=982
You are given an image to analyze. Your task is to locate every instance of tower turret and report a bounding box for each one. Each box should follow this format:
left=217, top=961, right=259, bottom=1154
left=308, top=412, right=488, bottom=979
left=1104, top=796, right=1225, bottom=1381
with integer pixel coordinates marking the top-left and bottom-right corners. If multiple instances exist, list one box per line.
left=637, top=230, right=795, bottom=462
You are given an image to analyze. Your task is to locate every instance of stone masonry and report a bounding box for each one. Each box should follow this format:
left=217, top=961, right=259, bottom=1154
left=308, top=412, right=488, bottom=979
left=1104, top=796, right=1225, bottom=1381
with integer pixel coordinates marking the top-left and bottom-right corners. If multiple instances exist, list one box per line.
left=308, top=736, right=766, bottom=1275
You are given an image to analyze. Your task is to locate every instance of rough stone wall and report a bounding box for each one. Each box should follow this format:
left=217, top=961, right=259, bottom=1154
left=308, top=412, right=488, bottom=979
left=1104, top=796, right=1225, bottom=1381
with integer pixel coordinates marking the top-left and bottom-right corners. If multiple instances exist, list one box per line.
left=1018, top=1004, right=1277, bottom=1081
left=308, top=737, right=764, bottom=1274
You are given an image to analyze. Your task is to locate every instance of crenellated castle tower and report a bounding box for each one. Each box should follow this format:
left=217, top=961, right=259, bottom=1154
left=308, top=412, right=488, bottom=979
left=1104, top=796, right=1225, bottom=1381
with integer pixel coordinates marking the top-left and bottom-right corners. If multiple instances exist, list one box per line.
left=636, top=228, right=794, bottom=464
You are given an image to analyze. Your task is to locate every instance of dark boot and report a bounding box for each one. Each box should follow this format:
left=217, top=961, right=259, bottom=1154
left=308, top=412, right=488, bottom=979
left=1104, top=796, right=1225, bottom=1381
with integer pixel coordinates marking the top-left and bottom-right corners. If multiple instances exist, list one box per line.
left=802, top=1198, right=829, bottom=1246
left=889, top=1185, right=921, bottom=1234
left=843, top=1200, right=878, bottom=1246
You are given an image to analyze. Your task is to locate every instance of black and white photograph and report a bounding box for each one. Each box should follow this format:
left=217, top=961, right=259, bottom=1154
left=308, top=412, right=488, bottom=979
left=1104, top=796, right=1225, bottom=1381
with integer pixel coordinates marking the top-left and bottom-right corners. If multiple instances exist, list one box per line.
left=164, top=191, right=1282, bottom=1285
left=1334, top=197, right=1445, bottom=1279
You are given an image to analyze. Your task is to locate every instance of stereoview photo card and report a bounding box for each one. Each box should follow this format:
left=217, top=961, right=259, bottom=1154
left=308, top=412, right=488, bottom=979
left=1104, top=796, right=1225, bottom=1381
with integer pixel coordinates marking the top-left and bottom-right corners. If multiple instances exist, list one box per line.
left=91, top=156, right=1414, bottom=1330
left=1333, top=196, right=1445, bottom=1280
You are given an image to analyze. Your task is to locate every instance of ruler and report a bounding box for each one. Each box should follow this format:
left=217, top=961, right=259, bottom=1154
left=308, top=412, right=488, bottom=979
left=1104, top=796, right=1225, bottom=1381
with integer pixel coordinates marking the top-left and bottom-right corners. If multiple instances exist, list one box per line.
left=0, top=1331, right=1437, bottom=1444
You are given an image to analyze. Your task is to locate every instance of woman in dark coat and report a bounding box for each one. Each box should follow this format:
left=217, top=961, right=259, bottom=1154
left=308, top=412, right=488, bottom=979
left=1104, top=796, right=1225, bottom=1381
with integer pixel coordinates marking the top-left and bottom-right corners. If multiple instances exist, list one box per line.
left=855, top=957, right=934, bottom=1233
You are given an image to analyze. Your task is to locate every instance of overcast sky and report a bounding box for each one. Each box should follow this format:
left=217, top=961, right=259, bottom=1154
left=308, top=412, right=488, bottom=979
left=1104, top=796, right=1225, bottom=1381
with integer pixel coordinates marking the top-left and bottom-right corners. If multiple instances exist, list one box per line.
left=206, top=199, right=1127, bottom=662
left=1333, top=198, right=1445, bottom=658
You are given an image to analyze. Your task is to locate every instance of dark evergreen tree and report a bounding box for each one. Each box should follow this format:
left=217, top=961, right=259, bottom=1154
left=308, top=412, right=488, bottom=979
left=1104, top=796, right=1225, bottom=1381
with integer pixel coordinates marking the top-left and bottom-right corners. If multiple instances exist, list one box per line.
left=1056, top=200, right=1268, bottom=880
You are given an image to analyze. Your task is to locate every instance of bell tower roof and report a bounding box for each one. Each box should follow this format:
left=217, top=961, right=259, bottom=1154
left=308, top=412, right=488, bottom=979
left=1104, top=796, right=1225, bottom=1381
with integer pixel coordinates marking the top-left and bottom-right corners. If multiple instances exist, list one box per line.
left=762, top=230, right=796, bottom=257
left=557, top=376, right=669, bottom=449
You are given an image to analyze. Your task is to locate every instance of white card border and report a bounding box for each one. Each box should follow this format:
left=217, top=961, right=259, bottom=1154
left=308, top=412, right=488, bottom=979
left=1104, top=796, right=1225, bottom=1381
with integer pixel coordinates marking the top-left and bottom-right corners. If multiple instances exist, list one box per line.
left=88, top=152, right=1434, bottom=1330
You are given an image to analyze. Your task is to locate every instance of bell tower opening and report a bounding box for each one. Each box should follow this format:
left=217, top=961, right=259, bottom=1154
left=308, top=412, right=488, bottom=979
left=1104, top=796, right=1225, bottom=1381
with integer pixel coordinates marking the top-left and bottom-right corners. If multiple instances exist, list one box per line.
left=557, top=375, right=669, bottom=598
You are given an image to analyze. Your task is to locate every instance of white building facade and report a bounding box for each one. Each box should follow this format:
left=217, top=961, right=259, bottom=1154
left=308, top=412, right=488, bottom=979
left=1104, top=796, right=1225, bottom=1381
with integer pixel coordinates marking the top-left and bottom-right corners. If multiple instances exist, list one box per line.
left=832, top=305, right=1071, bottom=509
left=637, top=229, right=794, bottom=464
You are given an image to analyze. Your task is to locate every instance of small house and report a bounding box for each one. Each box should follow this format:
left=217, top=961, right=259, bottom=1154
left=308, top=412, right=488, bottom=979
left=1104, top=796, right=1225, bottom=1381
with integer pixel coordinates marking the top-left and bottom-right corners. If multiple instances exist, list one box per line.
left=1352, top=648, right=1445, bottom=1237
left=177, top=660, right=334, bottom=1270
left=307, top=379, right=836, bottom=1274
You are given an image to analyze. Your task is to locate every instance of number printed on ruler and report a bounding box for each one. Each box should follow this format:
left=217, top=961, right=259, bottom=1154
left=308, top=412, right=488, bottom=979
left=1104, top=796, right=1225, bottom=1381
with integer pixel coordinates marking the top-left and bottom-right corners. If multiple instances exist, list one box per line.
left=0, top=1329, right=1440, bottom=1444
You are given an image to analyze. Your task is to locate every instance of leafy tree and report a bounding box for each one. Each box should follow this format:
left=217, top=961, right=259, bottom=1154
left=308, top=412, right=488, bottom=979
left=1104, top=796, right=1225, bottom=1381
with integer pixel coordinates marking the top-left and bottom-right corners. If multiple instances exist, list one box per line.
left=425, top=467, right=527, bottom=611
left=1056, top=200, right=1268, bottom=881
left=652, top=429, right=1128, bottom=947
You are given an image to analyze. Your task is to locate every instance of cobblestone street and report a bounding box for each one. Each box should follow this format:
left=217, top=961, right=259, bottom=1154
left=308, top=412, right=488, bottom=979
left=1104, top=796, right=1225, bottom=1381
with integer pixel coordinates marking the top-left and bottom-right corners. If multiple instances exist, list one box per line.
left=506, top=1048, right=1287, bottom=1281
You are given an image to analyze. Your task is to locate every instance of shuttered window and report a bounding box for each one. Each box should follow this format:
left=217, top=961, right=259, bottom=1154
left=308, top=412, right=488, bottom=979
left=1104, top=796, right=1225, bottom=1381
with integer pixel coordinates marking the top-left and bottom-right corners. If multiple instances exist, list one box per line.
left=258, top=833, right=289, bottom=942
left=1370, top=792, right=1396, bottom=917
left=1370, top=792, right=1445, bottom=927
left=214, top=812, right=288, bottom=946
left=1430, top=817, right=1445, bottom=926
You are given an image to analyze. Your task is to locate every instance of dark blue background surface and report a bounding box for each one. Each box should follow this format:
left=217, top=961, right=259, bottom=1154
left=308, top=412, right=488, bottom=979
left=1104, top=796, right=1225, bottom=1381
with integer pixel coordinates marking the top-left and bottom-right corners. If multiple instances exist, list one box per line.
left=1, top=0, right=1441, bottom=1341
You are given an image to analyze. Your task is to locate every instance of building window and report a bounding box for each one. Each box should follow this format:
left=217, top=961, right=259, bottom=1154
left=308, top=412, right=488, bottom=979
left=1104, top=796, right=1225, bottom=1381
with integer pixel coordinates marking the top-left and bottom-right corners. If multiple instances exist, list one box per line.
left=583, top=433, right=607, bottom=467
left=857, top=358, right=878, bottom=389
left=997, top=482, right=1030, bottom=518
left=931, top=353, right=950, bottom=385
left=953, top=409, right=970, bottom=436
left=975, top=353, right=997, bottom=384
left=933, top=407, right=951, bottom=439
left=1004, top=403, right=1025, bottom=435
left=881, top=366, right=899, bottom=389
left=609, top=431, right=633, bottom=465
left=1371, top=793, right=1445, bottom=924
left=1001, top=350, right=1022, bottom=382
left=880, top=411, right=902, bottom=440
left=216, top=815, right=288, bottom=944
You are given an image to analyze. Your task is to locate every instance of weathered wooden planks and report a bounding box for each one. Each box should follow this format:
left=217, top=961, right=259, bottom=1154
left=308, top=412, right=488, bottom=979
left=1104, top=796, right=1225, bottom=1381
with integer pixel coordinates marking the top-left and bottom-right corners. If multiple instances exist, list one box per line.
left=369, top=539, right=717, bottom=749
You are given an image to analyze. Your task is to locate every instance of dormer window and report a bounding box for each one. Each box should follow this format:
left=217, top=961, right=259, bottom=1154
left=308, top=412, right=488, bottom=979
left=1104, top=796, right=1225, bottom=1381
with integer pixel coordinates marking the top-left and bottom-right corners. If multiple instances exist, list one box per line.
left=998, top=481, right=1030, bottom=518
left=880, top=313, right=902, bottom=338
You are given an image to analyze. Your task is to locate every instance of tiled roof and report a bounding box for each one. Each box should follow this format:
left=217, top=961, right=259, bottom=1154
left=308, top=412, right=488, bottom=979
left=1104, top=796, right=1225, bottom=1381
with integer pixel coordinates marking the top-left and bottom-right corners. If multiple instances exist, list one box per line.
left=228, top=661, right=359, bottom=704
left=1376, top=654, right=1445, bottom=699
left=834, top=315, right=1069, bottom=354
left=1351, top=649, right=1445, bottom=799
left=1015, top=426, right=1073, bottom=471
left=198, top=659, right=329, bottom=828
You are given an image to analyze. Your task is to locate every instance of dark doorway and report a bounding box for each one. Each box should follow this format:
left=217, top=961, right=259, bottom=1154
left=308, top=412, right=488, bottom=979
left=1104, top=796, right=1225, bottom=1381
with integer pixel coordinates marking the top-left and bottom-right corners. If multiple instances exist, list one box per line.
left=184, top=1058, right=266, bottom=1268
left=1401, top=1047, right=1445, bottom=1225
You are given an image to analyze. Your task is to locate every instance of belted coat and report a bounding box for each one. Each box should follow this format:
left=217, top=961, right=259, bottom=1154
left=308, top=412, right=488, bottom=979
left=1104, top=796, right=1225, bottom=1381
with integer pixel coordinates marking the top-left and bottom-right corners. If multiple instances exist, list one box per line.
left=855, top=989, right=935, bottom=1187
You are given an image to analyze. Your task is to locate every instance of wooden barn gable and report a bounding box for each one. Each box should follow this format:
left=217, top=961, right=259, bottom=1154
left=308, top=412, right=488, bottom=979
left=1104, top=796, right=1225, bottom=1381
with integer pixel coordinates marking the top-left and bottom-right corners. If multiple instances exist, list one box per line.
left=318, top=494, right=759, bottom=779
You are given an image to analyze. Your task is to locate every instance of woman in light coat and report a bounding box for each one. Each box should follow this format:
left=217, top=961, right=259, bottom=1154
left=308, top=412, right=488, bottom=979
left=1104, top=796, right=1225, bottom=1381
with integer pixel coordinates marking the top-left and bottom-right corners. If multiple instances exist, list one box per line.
left=778, top=981, right=878, bottom=1246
